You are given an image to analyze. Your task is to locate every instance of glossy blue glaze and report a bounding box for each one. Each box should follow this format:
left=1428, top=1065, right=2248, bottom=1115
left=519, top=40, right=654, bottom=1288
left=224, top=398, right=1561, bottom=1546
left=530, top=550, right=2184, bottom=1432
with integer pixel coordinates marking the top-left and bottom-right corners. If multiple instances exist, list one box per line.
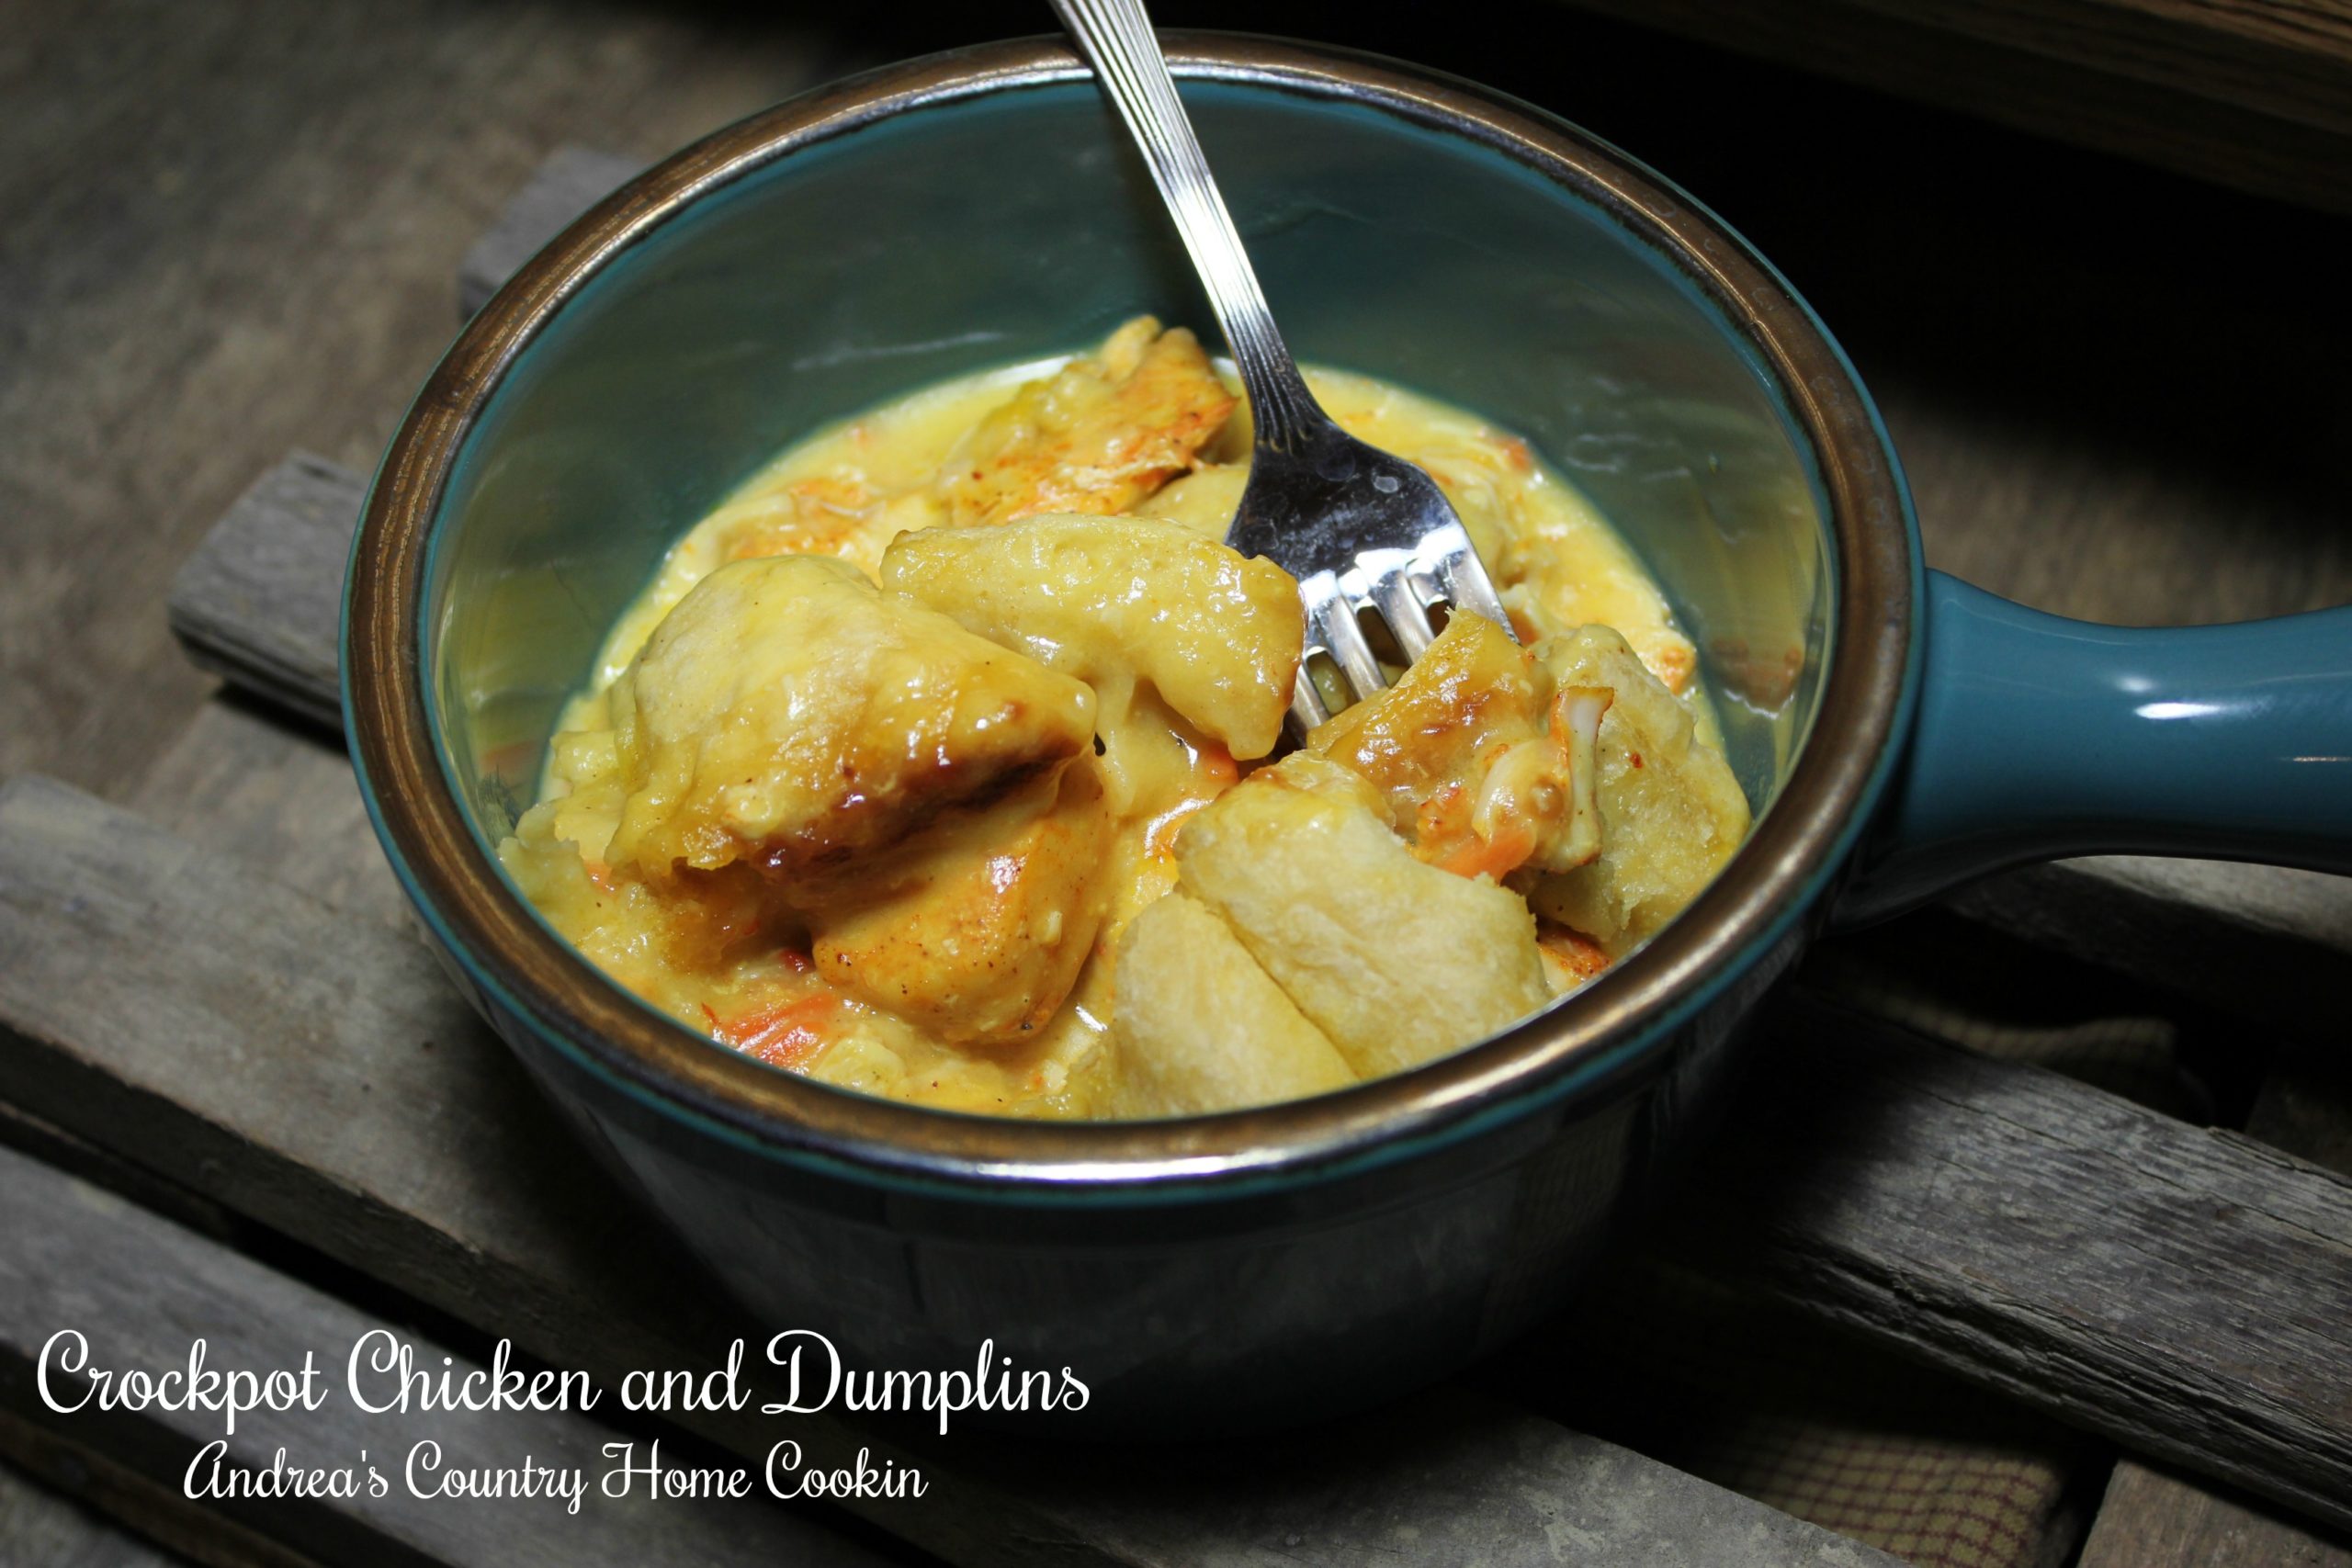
left=1843, top=570, right=2352, bottom=922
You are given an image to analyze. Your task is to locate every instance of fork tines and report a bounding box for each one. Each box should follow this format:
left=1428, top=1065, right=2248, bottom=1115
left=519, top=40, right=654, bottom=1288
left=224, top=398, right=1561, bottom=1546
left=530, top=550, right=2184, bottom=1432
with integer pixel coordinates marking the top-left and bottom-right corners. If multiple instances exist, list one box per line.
left=1290, top=522, right=1514, bottom=731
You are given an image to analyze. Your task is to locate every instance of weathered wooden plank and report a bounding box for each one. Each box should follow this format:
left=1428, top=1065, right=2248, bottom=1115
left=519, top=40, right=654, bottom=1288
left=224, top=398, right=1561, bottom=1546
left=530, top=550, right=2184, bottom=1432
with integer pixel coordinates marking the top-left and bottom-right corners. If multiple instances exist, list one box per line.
left=1666, top=989, right=2352, bottom=1536
left=164, top=455, right=358, bottom=735
left=0, top=0, right=840, bottom=807
left=2074, top=1018, right=2352, bottom=1563
left=174, top=446, right=2352, bottom=1038
left=0, top=1142, right=897, bottom=1568
left=0, top=774, right=1894, bottom=1568
left=2078, top=1456, right=2352, bottom=1567
left=457, top=148, right=643, bottom=317
left=0, top=1444, right=205, bottom=1568
left=129, top=700, right=413, bottom=934
left=165, top=458, right=351, bottom=716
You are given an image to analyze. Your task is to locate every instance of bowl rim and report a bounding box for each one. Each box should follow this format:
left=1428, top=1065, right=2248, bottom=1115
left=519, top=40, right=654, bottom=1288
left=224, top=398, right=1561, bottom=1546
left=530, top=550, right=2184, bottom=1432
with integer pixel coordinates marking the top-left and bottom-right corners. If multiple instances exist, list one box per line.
left=344, top=31, right=1920, bottom=1202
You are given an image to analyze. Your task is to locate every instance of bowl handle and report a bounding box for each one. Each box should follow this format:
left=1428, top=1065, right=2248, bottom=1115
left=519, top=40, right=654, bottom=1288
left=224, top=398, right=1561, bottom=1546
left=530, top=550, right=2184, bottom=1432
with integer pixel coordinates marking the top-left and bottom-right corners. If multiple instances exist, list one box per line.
left=1834, top=570, right=2352, bottom=925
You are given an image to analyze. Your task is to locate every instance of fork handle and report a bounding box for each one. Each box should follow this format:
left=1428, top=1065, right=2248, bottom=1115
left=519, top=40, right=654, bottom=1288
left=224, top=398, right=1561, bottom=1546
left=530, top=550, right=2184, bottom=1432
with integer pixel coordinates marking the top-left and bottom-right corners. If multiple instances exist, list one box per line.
left=1051, top=0, right=1323, bottom=454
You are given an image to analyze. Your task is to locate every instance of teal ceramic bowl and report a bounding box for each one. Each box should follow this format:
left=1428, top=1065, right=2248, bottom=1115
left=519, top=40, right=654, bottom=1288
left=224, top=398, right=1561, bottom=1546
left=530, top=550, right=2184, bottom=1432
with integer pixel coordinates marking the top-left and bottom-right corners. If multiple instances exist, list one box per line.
left=345, top=35, right=2352, bottom=1427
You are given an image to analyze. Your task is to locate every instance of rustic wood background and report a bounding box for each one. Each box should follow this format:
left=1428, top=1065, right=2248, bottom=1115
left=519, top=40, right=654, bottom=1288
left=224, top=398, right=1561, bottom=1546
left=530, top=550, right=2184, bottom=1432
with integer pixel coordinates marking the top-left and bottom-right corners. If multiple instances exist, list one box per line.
left=6, top=0, right=2350, bottom=1562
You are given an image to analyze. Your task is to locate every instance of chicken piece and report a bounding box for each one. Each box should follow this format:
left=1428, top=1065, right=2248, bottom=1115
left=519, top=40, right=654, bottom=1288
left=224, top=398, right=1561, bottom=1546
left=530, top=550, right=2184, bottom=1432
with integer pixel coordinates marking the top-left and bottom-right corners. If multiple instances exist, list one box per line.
left=1173, top=755, right=1551, bottom=1079
left=604, top=554, right=1095, bottom=879
left=807, top=762, right=1114, bottom=1049
left=1526, top=626, right=1751, bottom=955
left=1306, top=614, right=1603, bottom=880
left=1113, top=891, right=1356, bottom=1114
left=937, top=317, right=1236, bottom=528
left=880, top=513, right=1303, bottom=761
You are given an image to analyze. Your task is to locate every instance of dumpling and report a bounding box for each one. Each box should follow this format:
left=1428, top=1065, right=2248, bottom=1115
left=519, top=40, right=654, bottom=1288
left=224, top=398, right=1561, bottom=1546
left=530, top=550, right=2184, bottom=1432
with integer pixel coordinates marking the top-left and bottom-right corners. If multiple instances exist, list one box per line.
left=880, top=513, right=1302, bottom=761
left=602, top=554, right=1095, bottom=880
left=1172, top=755, right=1550, bottom=1078
left=1112, top=891, right=1355, bottom=1114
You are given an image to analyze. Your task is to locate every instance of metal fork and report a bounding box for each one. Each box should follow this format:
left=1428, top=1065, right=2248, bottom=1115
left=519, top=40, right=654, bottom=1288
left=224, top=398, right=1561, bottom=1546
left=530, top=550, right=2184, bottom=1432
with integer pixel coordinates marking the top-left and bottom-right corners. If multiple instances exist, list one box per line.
left=1051, top=0, right=1517, bottom=733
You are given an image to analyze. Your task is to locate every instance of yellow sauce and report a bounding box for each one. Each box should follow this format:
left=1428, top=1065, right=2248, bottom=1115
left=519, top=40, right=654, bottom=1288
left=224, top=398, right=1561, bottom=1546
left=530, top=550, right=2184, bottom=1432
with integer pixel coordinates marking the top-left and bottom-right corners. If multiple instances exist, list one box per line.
left=502, top=322, right=1736, bottom=1119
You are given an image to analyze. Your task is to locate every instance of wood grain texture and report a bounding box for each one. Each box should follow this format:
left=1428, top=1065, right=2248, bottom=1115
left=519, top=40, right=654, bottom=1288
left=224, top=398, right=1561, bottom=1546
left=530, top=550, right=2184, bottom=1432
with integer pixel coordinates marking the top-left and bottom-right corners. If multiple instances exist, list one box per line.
left=0, top=775, right=1894, bottom=1568
left=2080, top=1456, right=2352, bottom=1567
left=128, top=702, right=414, bottom=935
left=0, top=1446, right=198, bottom=1568
left=1941, top=855, right=2352, bottom=1039
left=2073, top=979, right=2352, bottom=1565
left=0, top=1143, right=898, bottom=1568
left=166, top=457, right=363, bottom=734
left=153, top=468, right=335, bottom=722
left=0, top=1, right=829, bottom=805
left=0, top=1414, right=321, bottom=1568
left=1835, top=0, right=2352, bottom=135
left=1671, top=990, right=2352, bottom=1535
